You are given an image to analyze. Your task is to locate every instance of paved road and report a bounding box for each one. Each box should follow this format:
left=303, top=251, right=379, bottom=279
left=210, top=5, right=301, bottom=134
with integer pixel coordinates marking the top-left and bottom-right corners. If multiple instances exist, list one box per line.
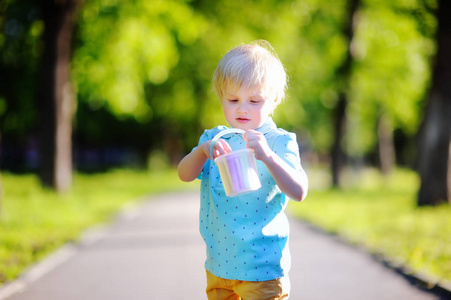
left=1, top=191, right=447, bottom=299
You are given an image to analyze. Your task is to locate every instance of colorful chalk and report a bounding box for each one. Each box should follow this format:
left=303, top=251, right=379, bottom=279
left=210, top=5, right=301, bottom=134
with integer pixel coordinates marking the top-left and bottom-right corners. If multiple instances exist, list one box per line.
left=210, top=128, right=262, bottom=197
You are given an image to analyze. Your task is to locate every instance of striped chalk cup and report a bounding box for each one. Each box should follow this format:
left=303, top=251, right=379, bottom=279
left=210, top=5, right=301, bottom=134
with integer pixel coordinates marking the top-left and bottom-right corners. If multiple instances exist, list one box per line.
left=210, top=128, right=262, bottom=197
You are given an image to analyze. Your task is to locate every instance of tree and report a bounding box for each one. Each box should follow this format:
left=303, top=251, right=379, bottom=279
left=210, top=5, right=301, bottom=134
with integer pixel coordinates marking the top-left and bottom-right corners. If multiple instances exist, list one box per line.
left=72, top=0, right=208, bottom=165
left=343, top=0, right=435, bottom=179
left=1, top=0, right=440, bottom=193
left=330, top=0, right=361, bottom=187
left=0, top=0, right=43, bottom=210
left=37, top=0, right=81, bottom=192
left=417, top=0, right=451, bottom=206
left=0, top=135, right=2, bottom=214
left=377, top=114, right=395, bottom=175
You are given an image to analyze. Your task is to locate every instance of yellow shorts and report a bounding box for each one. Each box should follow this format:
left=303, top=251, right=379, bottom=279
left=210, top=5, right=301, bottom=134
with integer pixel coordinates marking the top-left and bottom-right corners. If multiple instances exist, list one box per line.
left=206, top=270, right=290, bottom=300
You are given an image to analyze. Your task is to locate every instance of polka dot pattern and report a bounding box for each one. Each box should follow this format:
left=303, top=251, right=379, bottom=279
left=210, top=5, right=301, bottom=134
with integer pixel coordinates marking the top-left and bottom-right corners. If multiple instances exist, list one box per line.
left=195, top=118, right=302, bottom=281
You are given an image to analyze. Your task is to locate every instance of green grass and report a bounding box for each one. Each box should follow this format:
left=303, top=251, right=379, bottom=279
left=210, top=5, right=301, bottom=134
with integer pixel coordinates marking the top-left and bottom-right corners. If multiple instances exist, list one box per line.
left=2, top=167, right=450, bottom=289
left=289, top=168, right=451, bottom=286
left=0, top=169, right=197, bottom=286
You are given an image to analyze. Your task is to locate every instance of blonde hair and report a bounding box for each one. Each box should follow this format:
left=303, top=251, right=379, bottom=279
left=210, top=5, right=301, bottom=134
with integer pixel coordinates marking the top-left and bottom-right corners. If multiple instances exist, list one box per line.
left=212, top=40, right=287, bottom=106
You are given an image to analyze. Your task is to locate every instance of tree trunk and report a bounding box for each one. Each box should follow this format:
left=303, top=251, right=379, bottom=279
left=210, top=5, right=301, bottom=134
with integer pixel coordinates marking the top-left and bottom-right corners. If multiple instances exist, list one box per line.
left=0, top=134, right=2, bottom=215
left=330, top=0, right=360, bottom=187
left=0, top=172, right=2, bottom=215
left=378, top=114, right=395, bottom=175
left=448, top=141, right=451, bottom=202
left=331, top=95, right=347, bottom=186
left=417, top=0, right=451, bottom=206
left=37, top=0, right=79, bottom=193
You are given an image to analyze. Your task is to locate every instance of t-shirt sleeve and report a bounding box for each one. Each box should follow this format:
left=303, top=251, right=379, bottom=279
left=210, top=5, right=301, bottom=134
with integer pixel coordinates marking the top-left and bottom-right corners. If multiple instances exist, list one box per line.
left=193, top=126, right=226, bottom=180
left=192, top=130, right=210, bottom=180
left=271, top=132, right=303, bottom=172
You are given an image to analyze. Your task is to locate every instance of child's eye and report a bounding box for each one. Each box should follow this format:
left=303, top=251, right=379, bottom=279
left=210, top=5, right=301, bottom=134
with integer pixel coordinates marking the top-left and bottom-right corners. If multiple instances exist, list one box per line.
left=250, top=100, right=260, bottom=104
left=229, top=99, right=238, bottom=102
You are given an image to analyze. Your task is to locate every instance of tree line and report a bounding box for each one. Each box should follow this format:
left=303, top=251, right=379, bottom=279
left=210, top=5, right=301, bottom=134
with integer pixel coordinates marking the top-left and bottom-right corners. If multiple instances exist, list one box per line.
left=0, top=0, right=449, bottom=206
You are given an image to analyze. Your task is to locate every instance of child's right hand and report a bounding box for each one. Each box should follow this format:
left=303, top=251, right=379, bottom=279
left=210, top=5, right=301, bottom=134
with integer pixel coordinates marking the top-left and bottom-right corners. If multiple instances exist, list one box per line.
left=202, top=140, right=232, bottom=160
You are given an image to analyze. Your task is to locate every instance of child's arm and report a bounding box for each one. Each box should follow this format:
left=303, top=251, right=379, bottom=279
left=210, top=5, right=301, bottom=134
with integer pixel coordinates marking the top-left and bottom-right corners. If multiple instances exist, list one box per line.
left=177, top=143, right=209, bottom=182
left=177, top=139, right=232, bottom=182
left=245, top=130, right=308, bottom=202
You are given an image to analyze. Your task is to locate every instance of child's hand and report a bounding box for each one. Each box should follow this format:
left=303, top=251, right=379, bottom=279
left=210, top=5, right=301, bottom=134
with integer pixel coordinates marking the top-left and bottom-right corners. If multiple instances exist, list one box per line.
left=244, top=130, right=272, bottom=162
left=201, top=139, right=232, bottom=160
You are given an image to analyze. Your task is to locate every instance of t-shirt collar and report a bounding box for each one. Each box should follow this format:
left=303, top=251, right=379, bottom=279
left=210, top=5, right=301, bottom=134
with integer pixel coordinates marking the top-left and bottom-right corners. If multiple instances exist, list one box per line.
left=218, top=117, right=276, bottom=140
left=256, top=117, right=277, bottom=135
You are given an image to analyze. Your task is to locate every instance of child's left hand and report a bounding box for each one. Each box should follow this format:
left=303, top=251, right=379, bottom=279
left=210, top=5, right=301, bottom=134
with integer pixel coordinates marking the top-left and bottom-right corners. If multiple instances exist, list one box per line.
left=244, top=130, right=273, bottom=162
left=245, top=129, right=308, bottom=202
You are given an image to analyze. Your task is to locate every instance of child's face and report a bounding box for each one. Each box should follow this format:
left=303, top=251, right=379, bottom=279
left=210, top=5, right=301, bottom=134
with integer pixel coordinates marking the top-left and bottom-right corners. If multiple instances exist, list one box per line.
left=220, top=84, right=276, bottom=130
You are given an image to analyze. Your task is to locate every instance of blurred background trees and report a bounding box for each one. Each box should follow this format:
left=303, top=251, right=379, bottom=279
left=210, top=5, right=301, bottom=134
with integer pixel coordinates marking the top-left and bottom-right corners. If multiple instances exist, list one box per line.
left=417, top=0, right=451, bottom=206
left=0, top=0, right=449, bottom=205
left=36, top=0, right=81, bottom=193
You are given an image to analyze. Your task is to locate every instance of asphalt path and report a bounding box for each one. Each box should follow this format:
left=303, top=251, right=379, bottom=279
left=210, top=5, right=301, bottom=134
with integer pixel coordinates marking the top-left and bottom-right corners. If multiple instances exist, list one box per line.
left=1, top=191, right=448, bottom=300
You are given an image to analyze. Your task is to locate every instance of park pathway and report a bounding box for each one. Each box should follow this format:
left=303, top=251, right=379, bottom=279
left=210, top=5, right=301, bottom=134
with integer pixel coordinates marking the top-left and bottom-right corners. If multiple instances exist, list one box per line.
left=1, top=191, right=447, bottom=300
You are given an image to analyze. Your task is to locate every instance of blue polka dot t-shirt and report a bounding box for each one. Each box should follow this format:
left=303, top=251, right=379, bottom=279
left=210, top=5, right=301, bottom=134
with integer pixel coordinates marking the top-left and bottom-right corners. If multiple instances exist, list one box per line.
left=196, top=118, right=304, bottom=282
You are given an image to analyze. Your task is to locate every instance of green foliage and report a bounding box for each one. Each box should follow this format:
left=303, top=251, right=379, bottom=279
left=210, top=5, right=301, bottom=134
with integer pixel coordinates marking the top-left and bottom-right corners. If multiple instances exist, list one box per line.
left=0, top=169, right=197, bottom=285
left=71, top=0, right=356, bottom=153
left=0, top=0, right=41, bottom=137
left=346, top=0, right=436, bottom=155
left=72, top=0, right=207, bottom=122
left=0, top=0, right=441, bottom=167
left=289, top=168, right=451, bottom=284
left=274, top=0, right=349, bottom=150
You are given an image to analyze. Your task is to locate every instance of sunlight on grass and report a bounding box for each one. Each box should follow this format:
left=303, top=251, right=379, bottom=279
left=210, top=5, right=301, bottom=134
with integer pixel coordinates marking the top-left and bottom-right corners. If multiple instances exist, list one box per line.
left=2, top=167, right=450, bottom=288
left=0, top=169, right=197, bottom=285
left=289, top=168, right=451, bottom=285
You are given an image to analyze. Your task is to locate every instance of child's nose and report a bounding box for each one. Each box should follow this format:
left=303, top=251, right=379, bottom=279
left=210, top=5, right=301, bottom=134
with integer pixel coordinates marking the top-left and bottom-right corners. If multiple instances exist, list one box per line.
left=237, top=102, right=248, bottom=113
